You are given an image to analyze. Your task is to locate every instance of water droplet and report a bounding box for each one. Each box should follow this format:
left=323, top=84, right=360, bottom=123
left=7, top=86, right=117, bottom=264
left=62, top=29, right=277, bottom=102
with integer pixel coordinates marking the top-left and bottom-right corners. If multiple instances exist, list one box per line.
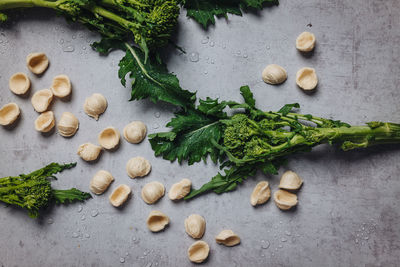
left=81, top=215, right=86, bottom=221
left=83, top=46, right=86, bottom=50
left=55, top=26, right=59, bottom=30
left=59, top=39, right=64, bottom=44
left=63, top=45, right=75, bottom=52
left=72, top=232, right=79, bottom=238
left=86, top=38, right=91, bottom=43
left=154, top=112, right=161, bottom=118
left=210, top=59, right=215, bottom=64
left=209, top=41, right=215, bottom=47
left=145, top=263, right=152, bottom=267
left=61, top=30, right=65, bottom=33
left=295, top=234, right=301, bottom=237
left=79, top=33, right=84, bottom=38
left=275, top=248, right=278, bottom=251
left=119, top=257, right=125, bottom=263
left=271, top=253, right=275, bottom=256
left=201, top=37, right=209, bottom=44
left=278, top=245, right=283, bottom=248
left=261, top=254, right=265, bottom=257
left=72, top=35, right=76, bottom=39
left=78, top=205, right=83, bottom=213
left=266, top=45, right=270, bottom=50
left=155, top=263, right=159, bottom=266
left=189, top=52, right=199, bottom=62
left=281, top=238, right=287, bottom=242
left=125, top=252, right=129, bottom=256
left=140, top=256, right=145, bottom=259
left=274, top=225, right=278, bottom=229
left=47, top=218, right=54, bottom=224
left=91, top=209, right=99, bottom=217
left=279, top=221, right=283, bottom=224
left=261, top=240, right=270, bottom=249
left=364, top=236, right=369, bottom=240
left=204, top=70, right=208, bottom=74
left=152, top=123, right=159, bottom=129
left=355, top=238, right=359, bottom=244
left=132, top=237, right=137, bottom=241
left=84, top=233, right=90, bottom=238
left=285, top=231, right=291, bottom=236
left=222, top=44, right=226, bottom=49
left=243, top=54, right=248, bottom=58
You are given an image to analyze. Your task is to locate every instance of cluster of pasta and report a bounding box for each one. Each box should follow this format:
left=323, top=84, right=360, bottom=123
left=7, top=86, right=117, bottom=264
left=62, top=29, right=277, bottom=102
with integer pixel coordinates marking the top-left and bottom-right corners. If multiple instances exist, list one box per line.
left=0, top=52, right=82, bottom=137
left=262, top=31, right=318, bottom=91
left=250, top=170, right=303, bottom=210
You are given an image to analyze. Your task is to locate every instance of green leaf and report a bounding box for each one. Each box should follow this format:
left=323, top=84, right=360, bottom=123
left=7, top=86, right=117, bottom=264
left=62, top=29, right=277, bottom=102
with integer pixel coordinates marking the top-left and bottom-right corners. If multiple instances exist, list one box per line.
left=92, top=40, right=196, bottom=109
left=120, top=44, right=196, bottom=109
left=278, top=103, right=300, bottom=116
left=239, top=85, right=255, bottom=108
left=149, top=109, right=224, bottom=165
left=185, top=164, right=257, bottom=199
left=91, top=38, right=126, bottom=55
left=182, top=0, right=279, bottom=28
left=52, top=188, right=92, bottom=204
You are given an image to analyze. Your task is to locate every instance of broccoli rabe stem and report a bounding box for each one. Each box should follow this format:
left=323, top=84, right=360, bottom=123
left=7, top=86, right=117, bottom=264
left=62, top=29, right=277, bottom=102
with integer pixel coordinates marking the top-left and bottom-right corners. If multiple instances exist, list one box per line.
left=0, top=0, right=57, bottom=9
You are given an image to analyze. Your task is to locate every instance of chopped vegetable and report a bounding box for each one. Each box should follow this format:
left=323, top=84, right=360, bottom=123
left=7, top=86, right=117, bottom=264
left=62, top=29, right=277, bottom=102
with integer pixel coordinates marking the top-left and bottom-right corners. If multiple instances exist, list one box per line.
left=0, top=162, right=91, bottom=218
left=148, top=86, right=400, bottom=199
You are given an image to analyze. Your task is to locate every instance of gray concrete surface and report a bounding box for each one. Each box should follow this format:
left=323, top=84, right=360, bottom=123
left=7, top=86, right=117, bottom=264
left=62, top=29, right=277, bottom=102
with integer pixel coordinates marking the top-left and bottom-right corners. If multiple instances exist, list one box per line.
left=0, top=0, right=400, bottom=266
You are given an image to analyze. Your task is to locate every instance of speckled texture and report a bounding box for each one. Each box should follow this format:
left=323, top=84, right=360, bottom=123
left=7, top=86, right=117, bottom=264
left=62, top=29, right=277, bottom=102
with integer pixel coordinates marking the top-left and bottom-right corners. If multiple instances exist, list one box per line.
left=0, top=0, right=400, bottom=266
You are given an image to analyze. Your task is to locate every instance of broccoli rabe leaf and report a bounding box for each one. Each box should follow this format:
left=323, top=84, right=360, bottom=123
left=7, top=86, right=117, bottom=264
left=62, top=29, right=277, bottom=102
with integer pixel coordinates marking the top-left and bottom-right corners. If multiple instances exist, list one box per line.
left=185, top=164, right=257, bottom=199
left=181, top=0, right=279, bottom=28
left=120, top=44, right=196, bottom=109
left=149, top=107, right=226, bottom=165
left=278, top=103, right=300, bottom=116
left=92, top=40, right=196, bottom=109
left=52, top=188, right=92, bottom=204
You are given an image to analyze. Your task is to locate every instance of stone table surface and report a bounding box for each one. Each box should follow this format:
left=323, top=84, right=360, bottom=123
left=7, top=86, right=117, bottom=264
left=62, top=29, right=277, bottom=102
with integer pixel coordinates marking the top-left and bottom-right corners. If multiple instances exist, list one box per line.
left=0, top=1, right=399, bottom=266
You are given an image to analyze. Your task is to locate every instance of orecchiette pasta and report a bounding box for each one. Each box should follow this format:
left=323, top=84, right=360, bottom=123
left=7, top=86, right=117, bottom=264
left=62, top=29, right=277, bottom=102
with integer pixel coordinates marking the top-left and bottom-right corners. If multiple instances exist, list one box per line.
left=26, top=52, right=49, bottom=74
left=90, top=170, right=114, bottom=194
left=83, top=93, right=107, bottom=120
left=57, top=112, right=79, bottom=137
left=51, top=74, right=71, bottom=98
left=9, top=72, right=30, bottom=95
left=0, top=103, right=20, bottom=126
left=31, top=89, right=53, bottom=113
left=109, top=184, right=131, bottom=207
left=34, top=111, right=55, bottom=132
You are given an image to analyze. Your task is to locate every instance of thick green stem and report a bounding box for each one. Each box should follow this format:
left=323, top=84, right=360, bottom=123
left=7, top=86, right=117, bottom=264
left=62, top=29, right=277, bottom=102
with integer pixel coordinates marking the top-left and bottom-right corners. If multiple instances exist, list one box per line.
left=0, top=0, right=58, bottom=10
left=88, top=5, right=139, bottom=32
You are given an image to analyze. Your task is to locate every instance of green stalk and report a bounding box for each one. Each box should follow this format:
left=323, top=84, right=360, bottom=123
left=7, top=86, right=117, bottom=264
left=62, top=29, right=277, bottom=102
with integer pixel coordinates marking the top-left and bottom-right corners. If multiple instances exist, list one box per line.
left=0, top=0, right=57, bottom=10
left=88, top=4, right=140, bottom=30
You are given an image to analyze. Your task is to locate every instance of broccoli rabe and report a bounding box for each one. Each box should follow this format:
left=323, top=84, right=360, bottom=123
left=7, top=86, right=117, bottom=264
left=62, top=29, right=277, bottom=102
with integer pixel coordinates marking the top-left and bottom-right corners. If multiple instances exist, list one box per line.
left=148, top=86, right=400, bottom=199
left=0, top=162, right=91, bottom=218
left=0, top=0, right=180, bottom=59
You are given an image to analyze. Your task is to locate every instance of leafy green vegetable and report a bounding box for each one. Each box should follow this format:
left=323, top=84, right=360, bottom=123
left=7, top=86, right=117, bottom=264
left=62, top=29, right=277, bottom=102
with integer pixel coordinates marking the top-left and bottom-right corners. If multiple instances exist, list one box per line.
left=149, top=86, right=400, bottom=199
left=92, top=40, right=196, bottom=109
left=0, top=0, right=180, bottom=59
left=181, top=0, right=279, bottom=28
left=0, top=163, right=91, bottom=218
